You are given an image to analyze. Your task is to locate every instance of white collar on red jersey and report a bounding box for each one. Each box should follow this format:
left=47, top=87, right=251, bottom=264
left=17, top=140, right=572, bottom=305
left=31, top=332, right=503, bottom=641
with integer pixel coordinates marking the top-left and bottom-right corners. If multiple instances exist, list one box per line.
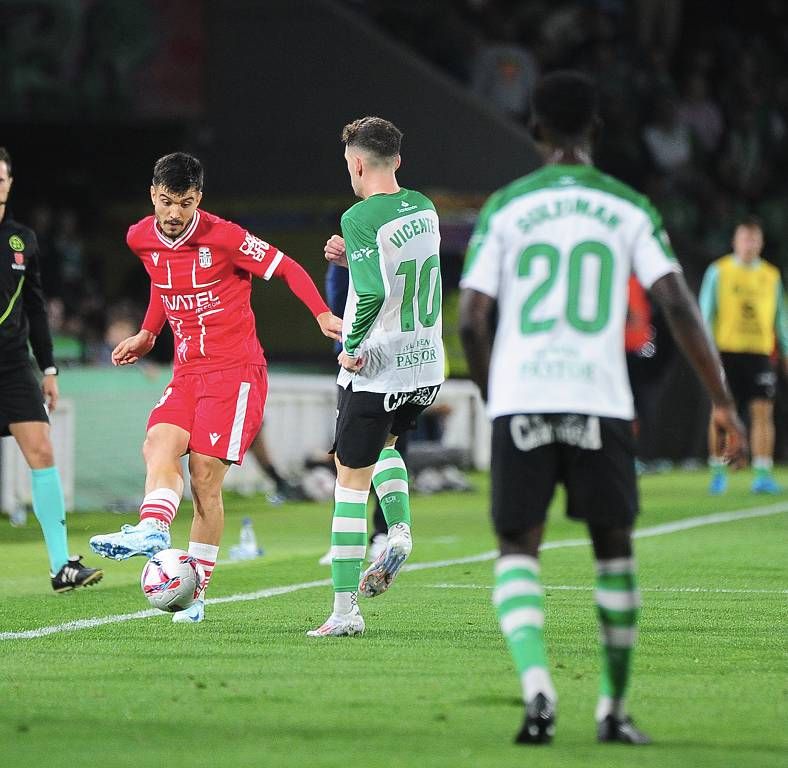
left=153, top=209, right=201, bottom=250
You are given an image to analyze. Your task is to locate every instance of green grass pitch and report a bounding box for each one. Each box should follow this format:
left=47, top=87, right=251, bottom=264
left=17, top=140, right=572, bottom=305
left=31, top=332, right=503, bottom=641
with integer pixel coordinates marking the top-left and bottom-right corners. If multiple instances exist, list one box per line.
left=1, top=468, right=785, bottom=768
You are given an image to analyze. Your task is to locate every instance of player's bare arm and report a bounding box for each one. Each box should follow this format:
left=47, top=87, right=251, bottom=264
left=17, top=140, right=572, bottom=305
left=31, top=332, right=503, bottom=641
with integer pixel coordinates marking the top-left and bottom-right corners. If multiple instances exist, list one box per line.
left=111, top=329, right=157, bottom=366
left=41, top=374, right=59, bottom=411
left=317, top=311, right=343, bottom=341
left=649, top=271, right=747, bottom=466
left=458, top=288, right=496, bottom=402
left=324, top=234, right=347, bottom=268
left=337, top=349, right=364, bottom=372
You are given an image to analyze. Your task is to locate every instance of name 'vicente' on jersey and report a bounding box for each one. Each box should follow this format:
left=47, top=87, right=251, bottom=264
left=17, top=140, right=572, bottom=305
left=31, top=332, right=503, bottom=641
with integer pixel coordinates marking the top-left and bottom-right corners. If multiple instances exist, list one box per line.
left=340, top=188, right=445, bottom=393
left=128, top=209, right=284, bottom=372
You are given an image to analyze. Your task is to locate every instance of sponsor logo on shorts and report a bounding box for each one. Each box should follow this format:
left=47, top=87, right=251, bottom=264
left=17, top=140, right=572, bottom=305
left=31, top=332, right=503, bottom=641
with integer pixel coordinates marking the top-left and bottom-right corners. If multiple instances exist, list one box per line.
left=209, top=432, right=221, bottom=446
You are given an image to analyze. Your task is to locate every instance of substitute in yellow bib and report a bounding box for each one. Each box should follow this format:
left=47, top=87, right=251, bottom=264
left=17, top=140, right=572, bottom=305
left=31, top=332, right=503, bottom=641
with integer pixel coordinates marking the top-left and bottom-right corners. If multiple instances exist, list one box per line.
left=700, top=216, right=788, bottom=494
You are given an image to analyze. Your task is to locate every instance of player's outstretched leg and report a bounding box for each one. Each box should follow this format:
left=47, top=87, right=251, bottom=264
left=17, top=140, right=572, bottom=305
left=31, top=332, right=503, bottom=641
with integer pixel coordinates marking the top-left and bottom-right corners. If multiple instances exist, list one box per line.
left=172, top=542, right=217, bottom=623
left=494, top=554, right=557, bottom=744
left=89, top=489, right=176, bottom=560
left=359, top=447, right=412, bottom=597
left=594, top=556, right=650, bottom=745
left=308, top=484, right=367, bottom=637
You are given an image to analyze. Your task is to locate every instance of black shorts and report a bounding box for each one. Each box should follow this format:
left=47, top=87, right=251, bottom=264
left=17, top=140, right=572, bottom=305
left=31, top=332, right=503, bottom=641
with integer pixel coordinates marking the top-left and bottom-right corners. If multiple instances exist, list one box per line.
left=0, top=363, right=49, bottom=437
left=720, top=352, right=777, bottom=403
left=332, top=384, right=440, bottom=468
left=491, top=413, right=639, bottom=536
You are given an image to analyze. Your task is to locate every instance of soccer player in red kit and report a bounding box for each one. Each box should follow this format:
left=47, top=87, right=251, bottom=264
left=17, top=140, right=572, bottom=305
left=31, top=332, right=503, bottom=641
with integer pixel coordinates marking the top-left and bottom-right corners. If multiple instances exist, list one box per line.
left=90, top=152, right=341, bottom=622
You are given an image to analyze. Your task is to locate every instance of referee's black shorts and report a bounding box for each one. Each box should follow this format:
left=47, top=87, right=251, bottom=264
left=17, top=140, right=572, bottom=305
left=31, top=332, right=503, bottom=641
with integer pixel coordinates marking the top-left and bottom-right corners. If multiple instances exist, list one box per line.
left=491, top=413, right=639, bottom=538
left=0, top=362, right=48, bottom=437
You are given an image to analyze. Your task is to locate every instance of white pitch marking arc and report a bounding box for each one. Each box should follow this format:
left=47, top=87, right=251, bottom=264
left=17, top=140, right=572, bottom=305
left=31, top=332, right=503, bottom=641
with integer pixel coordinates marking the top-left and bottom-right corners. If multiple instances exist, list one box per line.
left=1, top=501, right=785, bottom=642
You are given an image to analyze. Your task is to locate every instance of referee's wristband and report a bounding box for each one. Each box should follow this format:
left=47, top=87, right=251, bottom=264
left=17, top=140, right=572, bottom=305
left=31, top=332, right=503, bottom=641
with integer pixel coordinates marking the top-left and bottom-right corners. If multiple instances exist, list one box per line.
left=43, top=366, right=58, bottom=376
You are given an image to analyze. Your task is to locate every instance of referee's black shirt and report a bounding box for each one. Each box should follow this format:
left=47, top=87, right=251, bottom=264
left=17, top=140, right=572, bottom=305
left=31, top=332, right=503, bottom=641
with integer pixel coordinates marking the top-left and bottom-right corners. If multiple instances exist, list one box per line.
left=0, top=212, right=54, bottom=372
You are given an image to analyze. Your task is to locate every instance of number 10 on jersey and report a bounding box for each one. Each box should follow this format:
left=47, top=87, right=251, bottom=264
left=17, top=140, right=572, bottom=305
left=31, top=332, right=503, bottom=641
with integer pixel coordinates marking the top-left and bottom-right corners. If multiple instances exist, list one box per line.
left=396, top=254, right=442, bottom=332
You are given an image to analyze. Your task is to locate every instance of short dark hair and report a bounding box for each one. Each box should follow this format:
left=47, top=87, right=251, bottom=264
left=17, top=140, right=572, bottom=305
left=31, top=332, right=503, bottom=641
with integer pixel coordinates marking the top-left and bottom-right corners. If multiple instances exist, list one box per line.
left=152, top=152, right=203, bottom=194
left=532, top=71, right=599, bottom=142
left=736, top=214, right=763, bottom=232
left=0, top=147, right=12, bottom=174
left=342, top=116, right=402, bottom=161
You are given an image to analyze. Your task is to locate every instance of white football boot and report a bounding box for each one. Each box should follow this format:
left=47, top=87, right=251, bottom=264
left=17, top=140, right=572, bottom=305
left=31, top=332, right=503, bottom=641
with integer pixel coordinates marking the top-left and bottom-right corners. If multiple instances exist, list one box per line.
left=172, top=598, right=205, bottom=623
left=89, top=519, right=170, bottom=560
left=358, top=522, right=412, bottom=597
left=306, top=607, right=365, bottom=637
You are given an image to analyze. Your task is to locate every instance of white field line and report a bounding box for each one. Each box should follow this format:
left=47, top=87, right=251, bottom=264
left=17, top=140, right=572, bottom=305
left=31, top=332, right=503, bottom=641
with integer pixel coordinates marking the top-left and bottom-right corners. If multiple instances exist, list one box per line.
left=2, top=501, right=786, bottom=642
left=426, top=584, right=788, bottom=595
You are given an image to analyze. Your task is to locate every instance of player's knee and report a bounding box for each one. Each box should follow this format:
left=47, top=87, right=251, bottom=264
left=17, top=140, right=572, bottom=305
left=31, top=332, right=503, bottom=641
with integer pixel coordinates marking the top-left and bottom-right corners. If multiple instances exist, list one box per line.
left=26, top=440, right=54, bottom=469
left=497, top=527, right=542, bottom=558
left=589, top=525, right=632, bottom=559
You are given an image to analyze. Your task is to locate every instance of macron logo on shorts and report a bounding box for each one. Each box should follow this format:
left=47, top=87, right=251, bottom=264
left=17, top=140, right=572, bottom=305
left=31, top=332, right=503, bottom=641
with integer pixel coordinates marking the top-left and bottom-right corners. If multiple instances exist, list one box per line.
left=209, top=432, right=221, bottom=446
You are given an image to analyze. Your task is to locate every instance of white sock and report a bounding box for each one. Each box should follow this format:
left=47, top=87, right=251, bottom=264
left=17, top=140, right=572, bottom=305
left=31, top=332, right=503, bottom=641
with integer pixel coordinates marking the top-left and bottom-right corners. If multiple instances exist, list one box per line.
left=522, top=668, right=558, bottom=705
left=753, top=456, right=773, bottom=470
left=596, top=695, right=626, bottom=721
left=139, top=488, right=180, bottom=527
left=333, top=591, right=357, bottom=615
left=189, top=541, right=219, bottom=596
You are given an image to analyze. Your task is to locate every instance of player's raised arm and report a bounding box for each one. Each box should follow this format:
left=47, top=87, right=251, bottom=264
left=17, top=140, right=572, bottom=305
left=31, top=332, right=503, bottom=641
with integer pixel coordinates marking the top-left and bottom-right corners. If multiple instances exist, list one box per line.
left=648, top=271, right=747, bottom=466
left=232, top=229, right=341, bottom=341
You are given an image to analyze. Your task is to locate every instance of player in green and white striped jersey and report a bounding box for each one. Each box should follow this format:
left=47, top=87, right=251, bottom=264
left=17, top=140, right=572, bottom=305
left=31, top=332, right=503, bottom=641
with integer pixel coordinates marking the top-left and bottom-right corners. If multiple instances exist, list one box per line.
left=460, top=72, right=746, bottom=746
left=308, top=117, right=444, bottom=638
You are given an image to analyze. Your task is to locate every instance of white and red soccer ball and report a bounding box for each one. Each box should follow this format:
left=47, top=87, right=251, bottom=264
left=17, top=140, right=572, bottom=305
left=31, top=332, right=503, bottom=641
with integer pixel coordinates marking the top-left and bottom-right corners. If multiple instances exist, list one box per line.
left=141, top=548, right=205, bottom=612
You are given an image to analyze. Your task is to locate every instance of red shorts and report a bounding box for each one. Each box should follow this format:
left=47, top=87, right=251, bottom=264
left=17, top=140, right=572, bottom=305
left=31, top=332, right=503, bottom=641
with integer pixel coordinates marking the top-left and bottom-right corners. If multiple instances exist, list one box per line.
left=147, top=364, right=267, bottom=464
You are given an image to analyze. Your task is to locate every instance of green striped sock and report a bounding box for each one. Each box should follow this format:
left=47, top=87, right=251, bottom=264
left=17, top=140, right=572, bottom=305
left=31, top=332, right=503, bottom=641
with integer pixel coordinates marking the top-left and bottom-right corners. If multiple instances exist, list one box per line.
left=372, top=448, right=410, bottom=527
left=330, top=485, right=368, bottom=612
left=595, top=557, right=641, bottom=721
left=494, top=555, right=556, bottom=704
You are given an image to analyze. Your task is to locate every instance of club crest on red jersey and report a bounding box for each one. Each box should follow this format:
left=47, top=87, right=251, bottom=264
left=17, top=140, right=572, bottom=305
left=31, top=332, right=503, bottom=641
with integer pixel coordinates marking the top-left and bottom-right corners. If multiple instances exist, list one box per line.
left=198, top=247, right=212, bottom=268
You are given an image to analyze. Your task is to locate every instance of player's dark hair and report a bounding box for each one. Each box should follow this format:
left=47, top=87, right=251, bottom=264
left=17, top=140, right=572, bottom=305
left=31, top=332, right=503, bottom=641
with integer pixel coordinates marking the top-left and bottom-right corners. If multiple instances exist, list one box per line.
left=0, top=147, right=12, bottom=174
left=532, top=71, right=599, bottom=142
left=736, top=214, right=763, bottom=232
left=151, top=152, right=203, bottom=194
left=342, top=116, right=402, bottom=161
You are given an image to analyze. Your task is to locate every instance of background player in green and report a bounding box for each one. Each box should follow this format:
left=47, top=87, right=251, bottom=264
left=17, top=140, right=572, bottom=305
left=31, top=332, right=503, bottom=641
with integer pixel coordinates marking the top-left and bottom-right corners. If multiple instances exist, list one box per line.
left=310, top=117, right=444, bottom=637
left=460, top=73, right=746, bottom=745
left=0, top=147, right=103, bottom=592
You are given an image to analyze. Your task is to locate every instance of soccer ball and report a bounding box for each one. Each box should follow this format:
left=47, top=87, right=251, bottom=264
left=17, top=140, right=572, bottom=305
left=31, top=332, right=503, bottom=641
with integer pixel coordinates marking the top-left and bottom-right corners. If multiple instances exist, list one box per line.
left=141, top=549, right=205, bottom=612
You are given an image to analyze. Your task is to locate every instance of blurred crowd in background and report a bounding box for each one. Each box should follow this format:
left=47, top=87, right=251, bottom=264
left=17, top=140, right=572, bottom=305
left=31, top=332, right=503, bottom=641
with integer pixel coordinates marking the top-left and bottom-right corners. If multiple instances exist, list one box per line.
left=353, top=0, right=788, bottom=286
left=2, top=1, right=786, bottom=400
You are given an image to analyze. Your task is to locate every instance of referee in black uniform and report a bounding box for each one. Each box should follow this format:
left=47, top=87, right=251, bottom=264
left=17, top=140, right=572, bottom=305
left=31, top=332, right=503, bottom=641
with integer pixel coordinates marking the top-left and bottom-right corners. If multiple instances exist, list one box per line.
left=0, top=147, right=102, bottom=591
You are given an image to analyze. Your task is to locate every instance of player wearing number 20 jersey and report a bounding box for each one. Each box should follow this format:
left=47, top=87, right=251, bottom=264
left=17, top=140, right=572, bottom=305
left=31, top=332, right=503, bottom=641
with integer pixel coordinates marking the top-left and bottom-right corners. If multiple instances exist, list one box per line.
left=461, top=163, right=679, bottom=421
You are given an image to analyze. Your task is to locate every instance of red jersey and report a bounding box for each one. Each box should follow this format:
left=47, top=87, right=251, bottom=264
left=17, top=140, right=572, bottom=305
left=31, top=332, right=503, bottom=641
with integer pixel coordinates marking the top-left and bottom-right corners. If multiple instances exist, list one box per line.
left=128, top=209, right=291, bottom=373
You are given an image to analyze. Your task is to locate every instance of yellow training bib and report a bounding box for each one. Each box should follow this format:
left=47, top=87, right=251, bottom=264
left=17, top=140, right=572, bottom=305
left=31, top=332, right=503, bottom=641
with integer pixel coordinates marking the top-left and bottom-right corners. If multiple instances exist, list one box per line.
left=714, top=254, right=780, bottom=354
